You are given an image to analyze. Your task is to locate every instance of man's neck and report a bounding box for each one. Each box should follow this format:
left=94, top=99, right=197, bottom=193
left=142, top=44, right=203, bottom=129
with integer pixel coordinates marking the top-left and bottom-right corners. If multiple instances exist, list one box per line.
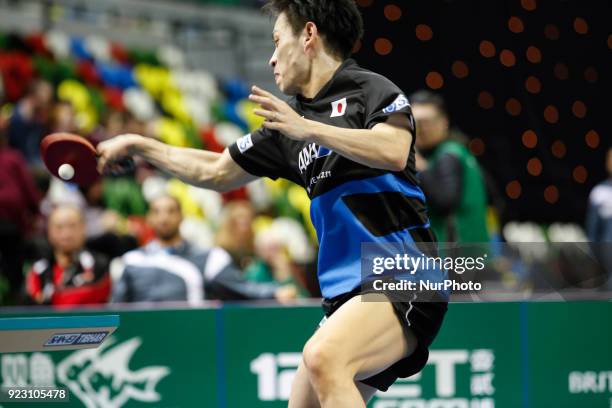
left=157, top=236, right=183, bottom=248
left=54, top=251, right=77, bottom=268
left=301, top=55, right=344, bottom=99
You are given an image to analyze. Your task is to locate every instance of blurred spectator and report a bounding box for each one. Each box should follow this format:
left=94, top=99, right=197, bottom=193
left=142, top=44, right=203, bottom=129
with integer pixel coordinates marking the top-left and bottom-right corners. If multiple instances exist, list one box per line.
left=79, top=178, right=119, bottom=238
left=215, top=200, right=255, bottom=267
left=103, top=168, right=148, bottom=217
left=90, top=110, right=128, bottom=145
left=26, top=205, right=111, bottom=306
left=0, top=127, right=42, bottom=303
left=7, top=79, right=53, bottom=167
left=78, top=179, right=138, bottom=260
left=50, top=101, right=77, bottom=133
left=586, top=147, right=612, bottom=285
left=245, top=219, right=312, bottom=297
left=410, top=90, right=489, bottom=243
left=112, top=195, right=297, bottom=304
left=587, top=147, right=612, bottom=242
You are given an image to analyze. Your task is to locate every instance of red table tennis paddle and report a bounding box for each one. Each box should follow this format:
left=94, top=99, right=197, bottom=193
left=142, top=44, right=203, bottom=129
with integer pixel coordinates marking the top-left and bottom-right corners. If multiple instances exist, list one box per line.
left=40, top=132, right=134, bottom=186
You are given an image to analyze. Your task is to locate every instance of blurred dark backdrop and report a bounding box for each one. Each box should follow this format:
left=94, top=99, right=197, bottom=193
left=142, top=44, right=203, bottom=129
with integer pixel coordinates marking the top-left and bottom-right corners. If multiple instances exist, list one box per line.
left=352, top=0, right=610, bottom=224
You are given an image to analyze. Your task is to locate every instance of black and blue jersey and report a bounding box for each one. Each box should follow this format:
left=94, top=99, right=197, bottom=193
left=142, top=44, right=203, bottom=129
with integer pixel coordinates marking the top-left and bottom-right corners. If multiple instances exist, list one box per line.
left=229, top=59, right=435, bottom=298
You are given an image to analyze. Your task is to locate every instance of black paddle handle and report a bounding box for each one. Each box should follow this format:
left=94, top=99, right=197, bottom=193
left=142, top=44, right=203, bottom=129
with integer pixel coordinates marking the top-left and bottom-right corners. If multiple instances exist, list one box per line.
left=103, top=157, right=136, bottom=176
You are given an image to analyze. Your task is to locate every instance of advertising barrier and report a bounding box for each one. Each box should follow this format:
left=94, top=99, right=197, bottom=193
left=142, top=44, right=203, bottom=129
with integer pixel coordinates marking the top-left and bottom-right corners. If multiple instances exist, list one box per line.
left=0, top=301, right=610, bottom=407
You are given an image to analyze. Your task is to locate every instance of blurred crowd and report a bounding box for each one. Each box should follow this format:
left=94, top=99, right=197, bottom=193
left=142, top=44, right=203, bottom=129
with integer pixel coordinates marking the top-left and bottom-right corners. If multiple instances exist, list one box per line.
left=0, top=29, right=318, bottom=307
left=0, top=96, right=317, bottom=306
left=0, top=29, right=610, bottom=307
left=1, top=98, right=316, bottom=306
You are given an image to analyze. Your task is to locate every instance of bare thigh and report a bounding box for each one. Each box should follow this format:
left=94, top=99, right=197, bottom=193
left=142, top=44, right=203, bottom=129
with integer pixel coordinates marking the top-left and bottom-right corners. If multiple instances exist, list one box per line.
left=305, top=294, right=418, bottom=380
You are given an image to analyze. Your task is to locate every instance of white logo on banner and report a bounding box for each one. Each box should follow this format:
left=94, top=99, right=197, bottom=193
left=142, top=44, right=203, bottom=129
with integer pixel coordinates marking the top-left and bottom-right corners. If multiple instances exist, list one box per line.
left=250, top=352, right=301, bottom=401
left=373, top=349, right=496, bottom=408
left=250, top=349, right=496, bottom=407
left=0, top=337, right=170, bottom=408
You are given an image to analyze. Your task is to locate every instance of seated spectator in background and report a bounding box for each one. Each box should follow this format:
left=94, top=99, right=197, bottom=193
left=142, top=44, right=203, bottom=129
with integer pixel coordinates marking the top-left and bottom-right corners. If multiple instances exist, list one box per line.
left=410, top=90, right=489, bottom=243
left=7, top=79, right=53, bottom=167
left=103, top=175, right=148, bottom=217
left=26, top=205, right=111, bottom=306
left=245, top=219, right=312, bottom=298
left=90, top=110, right=128, bottom=145
left=112, top=195, right=296, bottom=304
left=78, top=178, right=138, bottom=260
left=50, top=101, right=77, bottom=134
left=214, top=200, right=255, bottom=268
left=0, top=124, right=42, bottom=304
left=586, top=147, right=612, bottom=285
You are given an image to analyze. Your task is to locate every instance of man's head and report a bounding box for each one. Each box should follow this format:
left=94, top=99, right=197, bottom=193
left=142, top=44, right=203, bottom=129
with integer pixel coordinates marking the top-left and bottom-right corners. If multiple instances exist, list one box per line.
left=263, top=0, right=363, bottom=95
left=147, top=195, right=183, bottom=242
left=26, top=79, right=53, bottom=111
left=215, top=200, right=255, bottom=255
left=48, top=205, right=86, bottom=255
left=607, top=147, right=612, bottom=177
left=52, top=101, right=76, bottom=133
left=409, top=90, right=450, bottom=151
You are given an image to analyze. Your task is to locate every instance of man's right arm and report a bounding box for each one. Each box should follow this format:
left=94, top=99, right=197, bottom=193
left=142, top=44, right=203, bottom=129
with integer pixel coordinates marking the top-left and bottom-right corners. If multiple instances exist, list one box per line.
left=97, top=134, right=257, bottom=192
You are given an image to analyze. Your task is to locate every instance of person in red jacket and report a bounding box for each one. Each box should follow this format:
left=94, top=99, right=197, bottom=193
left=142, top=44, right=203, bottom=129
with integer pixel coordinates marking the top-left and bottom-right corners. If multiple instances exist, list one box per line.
left=0, top=128, right=41, bottom=303
left=26, top=205, right=111, bottom=306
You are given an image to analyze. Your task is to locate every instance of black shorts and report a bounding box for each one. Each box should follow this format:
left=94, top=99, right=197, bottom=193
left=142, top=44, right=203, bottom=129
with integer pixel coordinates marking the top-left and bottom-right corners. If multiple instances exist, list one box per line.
left=320, top=287, right=448, bottom=392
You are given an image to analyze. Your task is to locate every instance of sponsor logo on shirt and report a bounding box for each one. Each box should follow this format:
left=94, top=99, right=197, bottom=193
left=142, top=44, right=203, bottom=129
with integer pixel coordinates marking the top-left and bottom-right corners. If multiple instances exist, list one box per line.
left=298, top=144, right=333, bottom=174
left=298, top=143, right=319, bottom=173
left=382, top=94, right=410, bottom=114
left=309, top=170, right=332, bottom=189
left=317, top=146, right=332, bottom=157
left=298, top=143, right=333, bottom=174
left=330, top=97, right=347, bottom=117
left=236, top=134, right=253, bottom=153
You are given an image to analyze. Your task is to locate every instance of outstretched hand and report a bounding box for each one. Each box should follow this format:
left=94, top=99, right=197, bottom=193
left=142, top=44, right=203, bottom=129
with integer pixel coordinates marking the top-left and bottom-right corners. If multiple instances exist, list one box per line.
left=249, top=86, right=312, bottom=142
left=96, top=134, right=139, bottom=175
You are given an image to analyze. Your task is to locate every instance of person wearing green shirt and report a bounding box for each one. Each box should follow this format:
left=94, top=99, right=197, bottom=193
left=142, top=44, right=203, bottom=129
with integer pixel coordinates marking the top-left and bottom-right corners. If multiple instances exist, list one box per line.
left=410, top=90, right=489, bottom=243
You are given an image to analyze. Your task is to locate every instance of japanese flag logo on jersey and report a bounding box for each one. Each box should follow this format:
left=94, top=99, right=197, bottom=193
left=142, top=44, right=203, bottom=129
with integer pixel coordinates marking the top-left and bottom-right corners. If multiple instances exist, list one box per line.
left=330, top=97, right=347, bottom=117
left=382, top=94, right=410, bottom=114
left=237, top=134, right=253, bottom=153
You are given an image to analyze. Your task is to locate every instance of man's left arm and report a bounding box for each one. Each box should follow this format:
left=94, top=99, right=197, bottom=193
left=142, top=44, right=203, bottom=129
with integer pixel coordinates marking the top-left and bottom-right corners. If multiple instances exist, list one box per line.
left=307, top=113, right=412, bottom=171
left=250, top=86, right=412, bottom=172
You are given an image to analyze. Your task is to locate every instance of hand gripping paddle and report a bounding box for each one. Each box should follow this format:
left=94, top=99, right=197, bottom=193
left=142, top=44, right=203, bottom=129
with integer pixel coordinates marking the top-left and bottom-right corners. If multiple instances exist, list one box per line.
left=40, top=133, right=134, bottom=185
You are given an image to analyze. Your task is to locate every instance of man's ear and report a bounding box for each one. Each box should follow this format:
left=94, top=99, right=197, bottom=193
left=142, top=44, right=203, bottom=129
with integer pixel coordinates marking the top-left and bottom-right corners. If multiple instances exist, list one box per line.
left=303, top=22, right=318, bottom=52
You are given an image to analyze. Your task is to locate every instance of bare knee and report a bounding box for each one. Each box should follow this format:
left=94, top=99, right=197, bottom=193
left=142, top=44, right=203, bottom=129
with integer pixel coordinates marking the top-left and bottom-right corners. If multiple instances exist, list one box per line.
left=303, top=337, right=351, bottom=384
left=303, top=338, right=332, bottom=379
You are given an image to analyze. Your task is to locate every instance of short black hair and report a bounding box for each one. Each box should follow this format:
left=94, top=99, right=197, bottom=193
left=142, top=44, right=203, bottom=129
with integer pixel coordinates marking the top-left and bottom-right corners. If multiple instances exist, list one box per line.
left=262, top=0, right=363, bottom=60
left=409, top=90, right=448, bottom=118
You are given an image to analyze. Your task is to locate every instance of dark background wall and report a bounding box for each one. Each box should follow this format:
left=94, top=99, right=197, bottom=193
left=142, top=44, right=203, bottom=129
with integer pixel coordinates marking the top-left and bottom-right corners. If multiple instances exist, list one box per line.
left=352, top=0, right=611, bottom=224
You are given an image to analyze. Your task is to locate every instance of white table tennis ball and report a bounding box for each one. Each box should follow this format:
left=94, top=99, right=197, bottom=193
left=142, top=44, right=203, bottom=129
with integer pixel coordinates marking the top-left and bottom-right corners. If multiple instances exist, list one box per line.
left=58, top=163, right=75, bottom=180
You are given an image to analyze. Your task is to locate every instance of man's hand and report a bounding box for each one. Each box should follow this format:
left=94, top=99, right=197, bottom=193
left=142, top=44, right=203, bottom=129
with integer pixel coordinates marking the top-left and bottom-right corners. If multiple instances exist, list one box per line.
left=249, top=86, right=311, bottom=141
left=275, top=284, right=298, bottom=304
left=96, top=134, right=142, bottom=174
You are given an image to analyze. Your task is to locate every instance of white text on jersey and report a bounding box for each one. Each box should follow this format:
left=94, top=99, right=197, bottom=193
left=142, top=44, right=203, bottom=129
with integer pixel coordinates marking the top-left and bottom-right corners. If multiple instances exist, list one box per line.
left=298, top=143, right=319, bottom=174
